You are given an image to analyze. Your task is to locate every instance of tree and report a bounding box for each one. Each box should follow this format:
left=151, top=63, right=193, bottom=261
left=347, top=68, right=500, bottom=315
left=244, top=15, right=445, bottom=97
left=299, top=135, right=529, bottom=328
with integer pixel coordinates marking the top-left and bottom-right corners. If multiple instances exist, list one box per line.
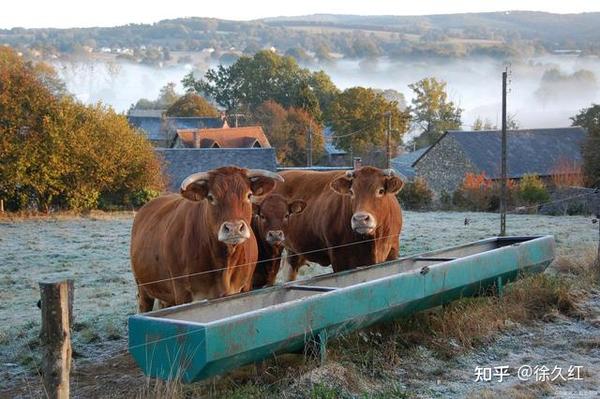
left=571, top=104, right=600, bottom=186
left=473, top=116, right=494, bottom=130
left=409, top=77, right=462, bottom=148
left=182, top=50, right=337, bottom=121
left=328, top=87, right=410, bottom=163
left=43, top=99, right=164, bottom=210
left=158, top=82, right=179, bottom=107
left=0, top=46, right=163, bottom=211
left=374, top=89, right=407, bottom=111
left=130, top=82, right=179, bottom=111
left=165, top=93, right=219, bottom=117
left=0, top=46, right=60, bottom=210
left=253, top=100, right=324, bottom=166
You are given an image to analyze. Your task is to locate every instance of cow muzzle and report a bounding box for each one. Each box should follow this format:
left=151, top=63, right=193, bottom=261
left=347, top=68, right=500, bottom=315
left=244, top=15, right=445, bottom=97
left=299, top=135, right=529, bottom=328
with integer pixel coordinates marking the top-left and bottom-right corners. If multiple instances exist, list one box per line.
left=266, top=230, right=285, bottom=246
left=218, top=220, right=251, bottom=245
left=351, top=212, right=376, bottom=235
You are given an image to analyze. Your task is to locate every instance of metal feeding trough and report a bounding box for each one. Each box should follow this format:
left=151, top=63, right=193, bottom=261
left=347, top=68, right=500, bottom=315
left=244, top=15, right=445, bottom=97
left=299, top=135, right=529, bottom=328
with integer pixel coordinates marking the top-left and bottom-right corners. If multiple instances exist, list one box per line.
left=129, top=235, right=555, bottom=382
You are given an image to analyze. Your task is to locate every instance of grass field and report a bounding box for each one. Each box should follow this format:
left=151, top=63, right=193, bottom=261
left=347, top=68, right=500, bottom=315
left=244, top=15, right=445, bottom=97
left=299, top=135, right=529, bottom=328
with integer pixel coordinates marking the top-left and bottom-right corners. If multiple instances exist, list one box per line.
left=0, top=211, right=598, bottom=397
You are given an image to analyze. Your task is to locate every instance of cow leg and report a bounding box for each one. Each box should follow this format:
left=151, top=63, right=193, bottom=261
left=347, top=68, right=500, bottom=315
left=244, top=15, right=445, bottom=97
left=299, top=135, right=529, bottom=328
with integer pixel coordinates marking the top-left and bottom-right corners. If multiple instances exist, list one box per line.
left=287, top=253, right=305, bottom=282
left=137, top=288, right=155, bottom=313
left=386, top=244, right=399, bottom=261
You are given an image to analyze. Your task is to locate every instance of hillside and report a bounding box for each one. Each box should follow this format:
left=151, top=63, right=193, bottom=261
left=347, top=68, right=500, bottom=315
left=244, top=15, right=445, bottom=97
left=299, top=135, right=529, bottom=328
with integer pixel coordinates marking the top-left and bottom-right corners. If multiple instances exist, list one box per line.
left=2, top=11, right=600, bottom=63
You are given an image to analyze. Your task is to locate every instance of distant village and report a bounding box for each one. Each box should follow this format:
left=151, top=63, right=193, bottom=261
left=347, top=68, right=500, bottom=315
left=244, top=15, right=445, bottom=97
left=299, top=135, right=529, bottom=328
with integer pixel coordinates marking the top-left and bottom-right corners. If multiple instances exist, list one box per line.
left=126, top=107, right=595, bottom=215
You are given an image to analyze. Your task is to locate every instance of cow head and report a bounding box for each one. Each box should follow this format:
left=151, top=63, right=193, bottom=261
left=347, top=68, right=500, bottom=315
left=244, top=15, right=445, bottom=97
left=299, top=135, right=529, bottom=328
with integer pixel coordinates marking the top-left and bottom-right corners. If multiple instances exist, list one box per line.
left=180, top=167, right=283, bottom=245
left=252, top=194, right=306, bottom=247
left=330, top=166, right=404, bottom=235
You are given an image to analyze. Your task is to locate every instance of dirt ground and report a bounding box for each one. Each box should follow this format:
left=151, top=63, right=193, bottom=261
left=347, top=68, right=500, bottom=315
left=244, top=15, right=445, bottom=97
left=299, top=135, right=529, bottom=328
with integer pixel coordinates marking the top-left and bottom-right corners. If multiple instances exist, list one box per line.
left=0, top=211, right=598, bottom=398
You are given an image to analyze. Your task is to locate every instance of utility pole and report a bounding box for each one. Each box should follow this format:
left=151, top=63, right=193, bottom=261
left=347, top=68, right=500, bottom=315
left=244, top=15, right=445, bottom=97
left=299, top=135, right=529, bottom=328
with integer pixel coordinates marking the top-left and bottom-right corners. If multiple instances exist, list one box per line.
left=385, top=111, right=392, bottom=169
left=307, top=127, right=313, bottom=167
left=500, top=70, right=508, bottom=236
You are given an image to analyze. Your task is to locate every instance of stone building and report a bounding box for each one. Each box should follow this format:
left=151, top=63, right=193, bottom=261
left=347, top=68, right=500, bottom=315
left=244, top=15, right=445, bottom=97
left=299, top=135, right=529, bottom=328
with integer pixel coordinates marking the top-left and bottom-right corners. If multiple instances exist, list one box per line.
left=156, top=148, right=277, bottom=192
left=413, top=127, right=586, bottom=196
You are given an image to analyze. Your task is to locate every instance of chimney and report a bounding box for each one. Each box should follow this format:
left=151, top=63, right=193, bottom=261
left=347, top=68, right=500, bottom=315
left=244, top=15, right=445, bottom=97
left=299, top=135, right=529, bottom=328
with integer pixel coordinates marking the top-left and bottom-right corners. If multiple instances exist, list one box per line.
left=353, top=157, right=362, bottom=170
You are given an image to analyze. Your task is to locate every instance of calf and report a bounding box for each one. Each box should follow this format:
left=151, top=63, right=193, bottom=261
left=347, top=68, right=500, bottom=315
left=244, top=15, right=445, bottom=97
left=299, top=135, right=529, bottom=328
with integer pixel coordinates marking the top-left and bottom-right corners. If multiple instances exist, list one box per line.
left=251, top=194, right=306, bottom=288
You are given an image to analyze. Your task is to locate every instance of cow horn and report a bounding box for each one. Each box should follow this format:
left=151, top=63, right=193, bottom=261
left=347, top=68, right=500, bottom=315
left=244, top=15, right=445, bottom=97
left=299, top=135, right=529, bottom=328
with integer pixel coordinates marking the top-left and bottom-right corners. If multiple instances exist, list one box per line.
left=247, top=169, right=284, bottom=182
left=383, top=168, right=407, bottom=181
left=180, top=171, right=210, bottom=192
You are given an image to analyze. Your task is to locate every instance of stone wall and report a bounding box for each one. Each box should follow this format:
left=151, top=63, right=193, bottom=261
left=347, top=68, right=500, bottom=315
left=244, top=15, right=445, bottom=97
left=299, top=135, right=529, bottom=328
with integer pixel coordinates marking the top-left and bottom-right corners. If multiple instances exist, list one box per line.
left=156, top=148, right=278, bottom=192
left=414, top=136, right=476, bottom=196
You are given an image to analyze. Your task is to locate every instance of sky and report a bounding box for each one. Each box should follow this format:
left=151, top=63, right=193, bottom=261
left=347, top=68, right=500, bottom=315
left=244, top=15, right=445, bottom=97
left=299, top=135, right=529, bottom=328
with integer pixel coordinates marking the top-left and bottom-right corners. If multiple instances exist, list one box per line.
left=1, top=0, right=600, bottom=29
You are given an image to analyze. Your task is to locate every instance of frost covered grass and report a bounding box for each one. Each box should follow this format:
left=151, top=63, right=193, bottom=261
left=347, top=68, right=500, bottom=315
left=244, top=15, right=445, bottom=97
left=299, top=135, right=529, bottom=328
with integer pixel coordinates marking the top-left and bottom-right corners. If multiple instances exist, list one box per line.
left=0, top=211, right=598, bottom=397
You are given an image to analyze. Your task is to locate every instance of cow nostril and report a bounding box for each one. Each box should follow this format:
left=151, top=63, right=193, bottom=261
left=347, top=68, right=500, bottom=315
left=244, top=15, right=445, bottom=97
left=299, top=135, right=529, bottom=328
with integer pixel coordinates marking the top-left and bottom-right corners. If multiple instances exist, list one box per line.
left=364, top=214, right=370, bottom=222
left=223, top=224, right=230, bottom=233
left=239, top=223, right=246, bottom=232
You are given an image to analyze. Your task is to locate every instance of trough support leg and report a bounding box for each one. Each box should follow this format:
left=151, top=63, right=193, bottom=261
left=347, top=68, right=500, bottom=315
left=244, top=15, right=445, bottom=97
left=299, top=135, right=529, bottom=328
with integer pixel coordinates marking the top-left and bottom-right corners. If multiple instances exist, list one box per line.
left=496, top=276, right=504, bottom=298
left=304, top=330, right=328, bottom=365
left=317, top=330, right=328, bottom=365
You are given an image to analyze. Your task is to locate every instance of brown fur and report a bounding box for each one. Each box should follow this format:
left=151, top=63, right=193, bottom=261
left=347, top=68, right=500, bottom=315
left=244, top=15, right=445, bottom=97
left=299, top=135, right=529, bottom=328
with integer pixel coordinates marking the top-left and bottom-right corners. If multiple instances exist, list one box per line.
left=274, top=166, right=403, bottom=280
left=251, top=194, right=306, bottom=288
left=130, top=167, right=276, bottom=312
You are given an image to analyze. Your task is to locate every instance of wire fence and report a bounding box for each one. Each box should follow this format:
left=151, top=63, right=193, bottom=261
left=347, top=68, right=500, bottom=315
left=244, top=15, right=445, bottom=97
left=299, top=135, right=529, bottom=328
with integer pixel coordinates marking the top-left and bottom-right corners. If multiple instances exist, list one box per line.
left=2, top=186, right=599, bottom=387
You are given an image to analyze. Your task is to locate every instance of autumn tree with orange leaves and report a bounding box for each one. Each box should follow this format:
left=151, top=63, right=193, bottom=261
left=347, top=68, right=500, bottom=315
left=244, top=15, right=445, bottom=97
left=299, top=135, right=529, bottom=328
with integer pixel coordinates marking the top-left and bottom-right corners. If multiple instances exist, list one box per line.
left=0, top=47, right=163, bottom=212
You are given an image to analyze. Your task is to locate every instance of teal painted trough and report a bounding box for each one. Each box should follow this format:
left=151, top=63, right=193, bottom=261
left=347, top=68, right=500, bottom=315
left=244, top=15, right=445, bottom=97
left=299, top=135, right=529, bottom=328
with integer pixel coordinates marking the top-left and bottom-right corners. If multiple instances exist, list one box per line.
left=129, top=235, right=555, bottom=382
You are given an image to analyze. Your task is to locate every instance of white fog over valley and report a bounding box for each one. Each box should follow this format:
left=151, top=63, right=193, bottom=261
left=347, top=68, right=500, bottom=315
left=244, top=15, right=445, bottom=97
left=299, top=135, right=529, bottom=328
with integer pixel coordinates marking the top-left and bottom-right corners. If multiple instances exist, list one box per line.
left=55, top=54, right=600, bottom=133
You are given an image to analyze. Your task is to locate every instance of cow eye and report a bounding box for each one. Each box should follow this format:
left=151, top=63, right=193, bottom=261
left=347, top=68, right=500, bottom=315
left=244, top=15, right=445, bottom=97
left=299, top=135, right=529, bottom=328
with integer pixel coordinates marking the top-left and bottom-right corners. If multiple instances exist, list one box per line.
left=349, top=189, right=355, bottom=196
left=378, top=188, right=385, bottom=196
left=207, top=193, right=215, bottom=204
left=247, top=192, right=253, bottom=201
left=284, top=214, right=289, bottom=220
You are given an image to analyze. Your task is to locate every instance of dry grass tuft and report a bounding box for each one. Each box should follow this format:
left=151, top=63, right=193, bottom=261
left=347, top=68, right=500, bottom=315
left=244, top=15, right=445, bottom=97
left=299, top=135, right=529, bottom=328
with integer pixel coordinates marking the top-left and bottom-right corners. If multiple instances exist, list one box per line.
left=552, top=249, right=599, bottom=284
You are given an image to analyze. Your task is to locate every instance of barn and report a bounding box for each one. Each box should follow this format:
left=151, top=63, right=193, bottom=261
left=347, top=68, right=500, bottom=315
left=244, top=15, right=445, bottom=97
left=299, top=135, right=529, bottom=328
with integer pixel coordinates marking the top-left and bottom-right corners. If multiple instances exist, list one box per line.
left=413, top=127, right=586, bottom=195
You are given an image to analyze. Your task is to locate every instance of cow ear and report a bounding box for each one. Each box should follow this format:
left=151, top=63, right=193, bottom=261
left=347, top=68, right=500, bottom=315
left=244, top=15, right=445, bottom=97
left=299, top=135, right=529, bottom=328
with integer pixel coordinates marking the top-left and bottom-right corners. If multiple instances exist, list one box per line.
left=249, top=176, right=277, bottom=196
left=385, top=176, right=404, bottom=194
left=330, top=176, right=352, bottom=195
left=288, top=199, right=307, bottom=214
left=181, top=181, right=209, bottom=201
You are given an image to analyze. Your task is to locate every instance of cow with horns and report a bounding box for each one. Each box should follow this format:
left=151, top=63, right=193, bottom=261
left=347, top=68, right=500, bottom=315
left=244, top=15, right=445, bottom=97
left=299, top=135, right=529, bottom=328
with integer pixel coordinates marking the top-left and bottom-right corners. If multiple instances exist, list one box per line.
left=274, top=166, right=404, bottom=280
left=130, top=166, right=283, bottom=312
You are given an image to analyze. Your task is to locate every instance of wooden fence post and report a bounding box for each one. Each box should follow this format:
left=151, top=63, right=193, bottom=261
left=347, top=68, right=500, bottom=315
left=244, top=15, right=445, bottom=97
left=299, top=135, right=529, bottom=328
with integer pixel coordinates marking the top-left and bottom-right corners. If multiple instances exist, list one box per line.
left=0, top=199, right=4, bottom=213
left=39, top=280, right=73, bottom=399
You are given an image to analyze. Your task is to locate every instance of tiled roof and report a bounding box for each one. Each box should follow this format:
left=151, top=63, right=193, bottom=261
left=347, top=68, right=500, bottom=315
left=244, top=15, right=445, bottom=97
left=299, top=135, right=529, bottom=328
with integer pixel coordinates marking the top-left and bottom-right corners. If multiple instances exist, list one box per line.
left=126, top=115, right=226, bottom=144
left=127, top=116, right=164, bottom=141
left=176, top=126, right=271, bottom=148
left=414, top=127, right=586, bottom=179
left=391, top=147, right=430, bottom=179
left=156, top=148, right=278, bottom=192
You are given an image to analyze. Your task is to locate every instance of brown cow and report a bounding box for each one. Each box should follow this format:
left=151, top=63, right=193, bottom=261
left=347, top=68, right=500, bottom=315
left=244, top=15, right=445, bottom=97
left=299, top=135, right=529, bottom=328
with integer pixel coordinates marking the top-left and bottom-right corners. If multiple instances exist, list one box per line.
left=130, top=166, right=283, bottom=312
left=274, top=166, right=403, bottom=280
left=250, top=194, right=306, bottom=288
